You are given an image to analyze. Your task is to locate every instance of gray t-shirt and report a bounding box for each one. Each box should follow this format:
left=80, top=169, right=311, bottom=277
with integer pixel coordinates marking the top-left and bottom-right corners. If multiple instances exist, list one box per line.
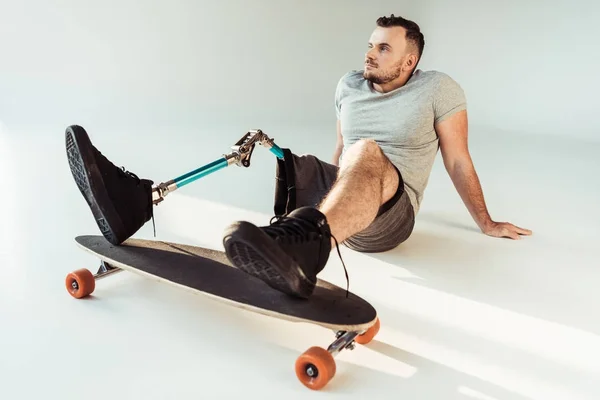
left=335, top=69, right=467, bottom=214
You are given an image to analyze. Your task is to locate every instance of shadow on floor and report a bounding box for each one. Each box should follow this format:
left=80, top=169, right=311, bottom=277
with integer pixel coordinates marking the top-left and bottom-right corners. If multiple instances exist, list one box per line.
left=359, top=211, right=600, bottom=337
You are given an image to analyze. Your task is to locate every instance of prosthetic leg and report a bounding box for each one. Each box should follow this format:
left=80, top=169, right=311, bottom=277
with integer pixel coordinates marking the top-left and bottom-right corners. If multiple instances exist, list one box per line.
left=151, top=129, right=285, bottom=205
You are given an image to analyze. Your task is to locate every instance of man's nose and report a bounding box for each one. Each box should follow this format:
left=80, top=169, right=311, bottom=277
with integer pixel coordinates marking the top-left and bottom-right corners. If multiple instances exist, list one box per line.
left=365, top=48, right=376, bottom=61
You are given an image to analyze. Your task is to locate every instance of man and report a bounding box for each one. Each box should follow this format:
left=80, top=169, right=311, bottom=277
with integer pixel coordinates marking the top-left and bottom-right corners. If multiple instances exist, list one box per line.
left=65, top=14, right=531, bottom=301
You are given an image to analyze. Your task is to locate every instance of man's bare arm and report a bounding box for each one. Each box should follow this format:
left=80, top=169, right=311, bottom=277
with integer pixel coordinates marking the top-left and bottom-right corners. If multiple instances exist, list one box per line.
left=331, top=119, right=344, bottom=166
left=436, top=110, right=532, bottom=239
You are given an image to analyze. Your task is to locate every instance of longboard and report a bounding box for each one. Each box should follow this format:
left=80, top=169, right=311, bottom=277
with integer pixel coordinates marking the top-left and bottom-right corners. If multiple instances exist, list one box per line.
left=66, top=235, right=380, bottom=390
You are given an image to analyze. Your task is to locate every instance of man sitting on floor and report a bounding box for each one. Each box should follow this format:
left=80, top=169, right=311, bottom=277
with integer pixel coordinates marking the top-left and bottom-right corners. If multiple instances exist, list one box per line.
left=65, top=14, right=531, bottom=300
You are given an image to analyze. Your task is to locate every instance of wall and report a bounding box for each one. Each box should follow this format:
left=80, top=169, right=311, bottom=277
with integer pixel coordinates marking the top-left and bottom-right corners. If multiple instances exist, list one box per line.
left=0, top=0, right=414, bottom=140
left=1, top=0, right=595, bottom=145
left=413, top=0, right=600, bottom=142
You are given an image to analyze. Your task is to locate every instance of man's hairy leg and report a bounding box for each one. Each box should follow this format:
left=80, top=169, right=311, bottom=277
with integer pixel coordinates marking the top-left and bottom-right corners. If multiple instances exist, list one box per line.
left=318, top=139, right=399, bottom=243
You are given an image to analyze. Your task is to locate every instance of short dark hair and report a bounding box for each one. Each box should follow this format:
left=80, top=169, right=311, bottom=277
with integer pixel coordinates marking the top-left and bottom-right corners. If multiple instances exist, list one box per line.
left=376, top=14, right=425, bottom=59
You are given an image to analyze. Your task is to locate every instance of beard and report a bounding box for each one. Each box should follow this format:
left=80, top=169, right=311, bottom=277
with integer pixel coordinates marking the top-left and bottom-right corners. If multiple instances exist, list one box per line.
left=363, top=59, right=404, bottom=84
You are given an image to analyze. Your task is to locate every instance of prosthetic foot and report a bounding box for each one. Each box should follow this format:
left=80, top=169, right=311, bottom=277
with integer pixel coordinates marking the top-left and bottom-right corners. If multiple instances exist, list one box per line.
left=65, top=125, right=154, bottom=245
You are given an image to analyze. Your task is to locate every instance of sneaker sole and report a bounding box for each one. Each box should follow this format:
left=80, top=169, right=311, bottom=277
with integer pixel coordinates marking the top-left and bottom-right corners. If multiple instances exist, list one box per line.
left=223, top=221, right=315, bottom=299
left=65, top=125, right=126, bottom=245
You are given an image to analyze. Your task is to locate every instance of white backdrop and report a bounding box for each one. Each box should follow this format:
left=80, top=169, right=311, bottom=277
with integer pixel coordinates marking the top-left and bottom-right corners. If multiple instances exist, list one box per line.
left=413, top=0, right=600, bottom=143
left=2, top=0, right=596, bottom=142
left=0, top=0, right=410, bottom=135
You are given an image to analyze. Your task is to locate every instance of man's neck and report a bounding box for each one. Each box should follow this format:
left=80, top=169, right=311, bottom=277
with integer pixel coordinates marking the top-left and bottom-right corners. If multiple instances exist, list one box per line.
left=371, top=71, right=415, bottom=93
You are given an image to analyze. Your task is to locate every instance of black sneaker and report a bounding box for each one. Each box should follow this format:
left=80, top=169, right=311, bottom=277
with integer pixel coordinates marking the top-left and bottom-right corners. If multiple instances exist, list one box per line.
left=65, top=125, right=155, bottom=245
left=222, top=206, right=344, bottom=299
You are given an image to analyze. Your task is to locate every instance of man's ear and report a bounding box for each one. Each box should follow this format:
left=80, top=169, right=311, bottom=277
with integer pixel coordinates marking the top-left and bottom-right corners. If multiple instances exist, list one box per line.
left=403, top=54, right=419, bottom=74
left=405, top=54, right=417, bottom=68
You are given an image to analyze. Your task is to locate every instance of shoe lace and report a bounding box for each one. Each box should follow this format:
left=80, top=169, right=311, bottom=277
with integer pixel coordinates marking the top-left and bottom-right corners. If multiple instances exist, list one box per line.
left=93, top=149, right=140, bottom=185
left=117, top=166, right=141, bottom=185
left=268, top=215, right=350, bottom=298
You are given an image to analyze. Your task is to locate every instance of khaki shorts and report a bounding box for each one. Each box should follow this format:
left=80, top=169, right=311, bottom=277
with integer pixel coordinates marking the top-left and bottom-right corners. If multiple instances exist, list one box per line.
left=273, top=149, right=415, bottom=253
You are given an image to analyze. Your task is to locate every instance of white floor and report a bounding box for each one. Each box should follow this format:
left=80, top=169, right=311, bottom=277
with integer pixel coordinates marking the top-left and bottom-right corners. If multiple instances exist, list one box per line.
left=1, top=122, right=599, bottom=400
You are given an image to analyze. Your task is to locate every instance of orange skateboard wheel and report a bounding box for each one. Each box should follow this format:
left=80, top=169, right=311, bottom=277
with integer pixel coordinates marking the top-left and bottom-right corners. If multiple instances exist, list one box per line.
left=355, top=317, right=380, bottom=345
left=65, top=268, right=95, bottom=299
left=295, top=346, right=336, bottom=390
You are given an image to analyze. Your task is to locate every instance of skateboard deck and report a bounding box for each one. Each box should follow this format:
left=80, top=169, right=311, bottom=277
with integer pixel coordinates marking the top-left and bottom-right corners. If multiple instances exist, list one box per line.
left=66, top=235, right=380, bottom=390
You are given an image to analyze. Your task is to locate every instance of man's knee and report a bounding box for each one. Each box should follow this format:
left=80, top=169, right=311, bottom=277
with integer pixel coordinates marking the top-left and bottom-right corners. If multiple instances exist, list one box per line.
left=344, top=138, right=383, bottom=160
left=340, top=139, right=389, bottom=174
left=337, top=139, right=399, bottom=202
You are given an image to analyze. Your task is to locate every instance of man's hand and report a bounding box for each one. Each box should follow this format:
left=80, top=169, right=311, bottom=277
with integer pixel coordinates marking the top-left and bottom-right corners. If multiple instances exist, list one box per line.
left=482, top=221, right=532, bottom=240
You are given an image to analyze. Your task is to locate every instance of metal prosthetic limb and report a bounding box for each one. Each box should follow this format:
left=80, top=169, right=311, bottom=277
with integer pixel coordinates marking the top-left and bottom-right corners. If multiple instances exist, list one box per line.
left=151, top=129, right=284, bottom=205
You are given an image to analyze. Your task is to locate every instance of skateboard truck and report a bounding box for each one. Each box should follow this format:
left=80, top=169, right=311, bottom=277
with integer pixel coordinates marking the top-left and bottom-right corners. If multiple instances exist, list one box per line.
left=68, top=261, right=121, bottom=290
left=331, top=330, right=359, bottom=352
left=152, top=129, right=283, bottom=205
left=94, top=261, right=122, bottom=280
left=295, top=322, right=381, bottom=390
left=298, top=331, right=359, bottom=380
